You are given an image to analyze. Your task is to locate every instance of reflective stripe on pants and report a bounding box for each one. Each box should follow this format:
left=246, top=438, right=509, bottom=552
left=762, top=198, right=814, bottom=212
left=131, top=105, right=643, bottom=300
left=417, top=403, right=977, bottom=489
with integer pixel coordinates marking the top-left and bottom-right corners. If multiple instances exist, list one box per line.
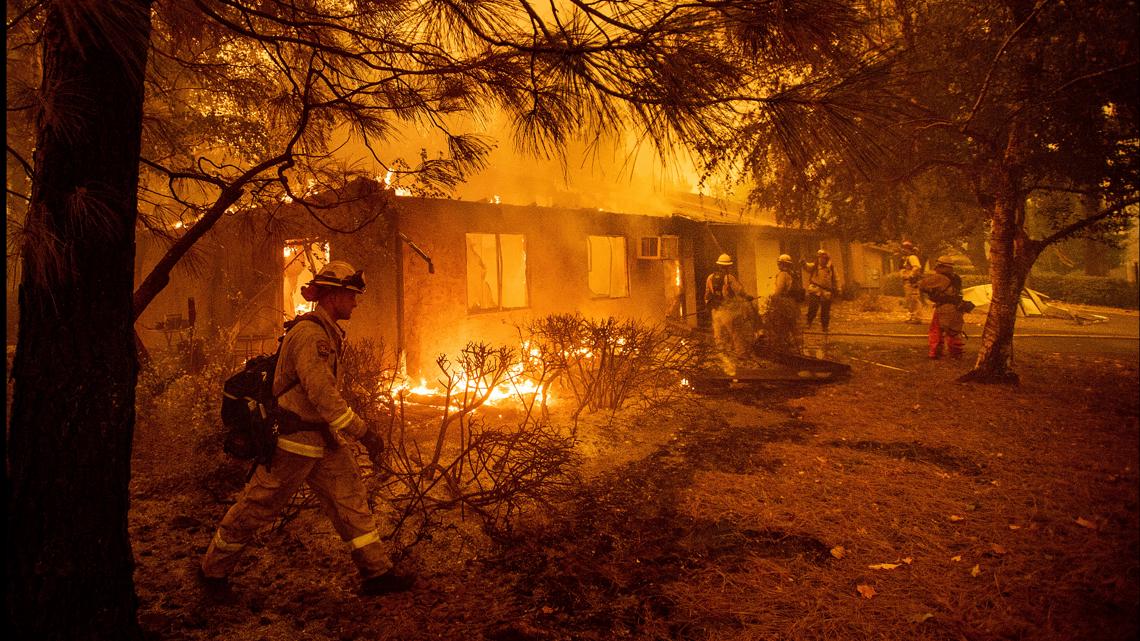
left=200, top=445, right=391, bottom=579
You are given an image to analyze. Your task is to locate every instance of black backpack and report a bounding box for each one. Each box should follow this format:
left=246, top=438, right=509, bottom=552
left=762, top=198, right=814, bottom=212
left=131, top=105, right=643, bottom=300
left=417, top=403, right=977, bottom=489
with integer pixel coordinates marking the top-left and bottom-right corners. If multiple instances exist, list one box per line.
left=788, top=270, right=806, bottom=302
left=220, top=316, right=318, bottom=464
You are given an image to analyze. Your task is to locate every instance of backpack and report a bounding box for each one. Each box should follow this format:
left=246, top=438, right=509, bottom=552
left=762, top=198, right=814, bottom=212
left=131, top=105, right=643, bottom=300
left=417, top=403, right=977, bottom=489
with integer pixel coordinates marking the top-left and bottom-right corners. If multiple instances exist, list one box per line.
left=706, top=272, right=726, bottom=308
left=220, top=316, right=319, bottom=464
left=788, top=270, right=806, bottom=302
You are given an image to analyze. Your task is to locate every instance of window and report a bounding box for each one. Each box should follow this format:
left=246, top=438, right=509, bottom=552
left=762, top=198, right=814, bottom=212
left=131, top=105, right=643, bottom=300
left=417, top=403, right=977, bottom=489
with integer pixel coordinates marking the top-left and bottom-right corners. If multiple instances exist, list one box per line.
left=466, top=233, right=529, bottom=312
left=587, top=235, right=629, bottom=298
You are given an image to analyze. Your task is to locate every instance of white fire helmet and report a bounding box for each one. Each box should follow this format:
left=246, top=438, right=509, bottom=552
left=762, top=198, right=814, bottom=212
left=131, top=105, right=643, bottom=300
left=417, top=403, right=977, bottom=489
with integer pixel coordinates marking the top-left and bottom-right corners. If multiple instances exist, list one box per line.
left=307, top=260, right=366, bottom=293
left=778, top=254, right=793, bottom=264
left=716, top=253, right=734, bottom=266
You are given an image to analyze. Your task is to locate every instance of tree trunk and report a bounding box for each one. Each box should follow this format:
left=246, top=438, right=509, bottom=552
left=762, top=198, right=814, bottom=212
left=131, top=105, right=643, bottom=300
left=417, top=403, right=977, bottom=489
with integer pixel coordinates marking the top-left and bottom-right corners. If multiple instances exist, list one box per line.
left=6, top=3, right=152, bottom=640
left=960, top=166, right=1038, bottom=385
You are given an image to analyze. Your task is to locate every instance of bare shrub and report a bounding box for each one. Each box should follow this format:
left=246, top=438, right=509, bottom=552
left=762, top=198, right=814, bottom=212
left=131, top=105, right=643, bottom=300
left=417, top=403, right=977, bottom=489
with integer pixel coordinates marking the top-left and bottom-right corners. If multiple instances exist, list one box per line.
left=857, top=291, right=893, bottom=312
left=336, top=340, right=580, bottom=555
left=520, top=314, right=709, bottom=418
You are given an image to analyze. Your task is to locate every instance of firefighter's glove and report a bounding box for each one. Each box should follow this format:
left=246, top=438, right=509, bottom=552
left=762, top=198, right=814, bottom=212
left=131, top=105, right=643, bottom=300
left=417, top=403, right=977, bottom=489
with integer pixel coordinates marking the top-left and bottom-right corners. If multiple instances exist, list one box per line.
left=358, top=430, right=386, bottom=466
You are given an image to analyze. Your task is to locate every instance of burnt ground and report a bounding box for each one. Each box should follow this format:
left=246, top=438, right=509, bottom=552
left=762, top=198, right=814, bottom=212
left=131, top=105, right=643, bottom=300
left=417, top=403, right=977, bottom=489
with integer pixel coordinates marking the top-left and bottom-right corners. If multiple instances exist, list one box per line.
left=129, top=301, right=1140, bottom=641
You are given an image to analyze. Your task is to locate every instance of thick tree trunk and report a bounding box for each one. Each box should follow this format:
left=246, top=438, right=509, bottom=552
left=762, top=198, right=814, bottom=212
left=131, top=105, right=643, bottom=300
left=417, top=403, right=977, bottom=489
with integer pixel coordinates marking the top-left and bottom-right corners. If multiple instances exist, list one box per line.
left=960, top=166, right=1038, bottom=385
left=6, top=3, right=152, bottom=640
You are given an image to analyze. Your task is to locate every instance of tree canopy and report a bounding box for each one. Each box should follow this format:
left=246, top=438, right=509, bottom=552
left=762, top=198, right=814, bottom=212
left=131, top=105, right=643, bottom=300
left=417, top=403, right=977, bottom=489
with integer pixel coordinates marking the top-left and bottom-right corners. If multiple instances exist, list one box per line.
left=712, top=0, right=1139, bottom=381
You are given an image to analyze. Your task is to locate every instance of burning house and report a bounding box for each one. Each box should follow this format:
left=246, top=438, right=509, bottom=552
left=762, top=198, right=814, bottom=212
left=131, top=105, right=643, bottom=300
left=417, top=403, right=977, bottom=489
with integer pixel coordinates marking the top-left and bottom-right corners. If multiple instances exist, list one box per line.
left=131, top=176, right=872, bottom=381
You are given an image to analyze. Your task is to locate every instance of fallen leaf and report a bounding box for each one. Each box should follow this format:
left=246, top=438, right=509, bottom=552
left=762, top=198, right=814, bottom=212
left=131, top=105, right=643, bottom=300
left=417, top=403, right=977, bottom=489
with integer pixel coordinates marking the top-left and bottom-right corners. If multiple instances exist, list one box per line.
left=950, top=555, right=962, bottom=562
left=1075, top=517, right=1099, bottom=530
left=949, top=515, right=965, bottom=521
left=901, top=557, right=913, bottom=564
left=830, top=546, right=846, bottom=559
left=541, top=606, right=554, bottom=614
left=857, top=584, right=876, bottom=599
left=970, top=564, right=981, bottom=577
left=910, top=613, right=935, bottom=624
left=1008, top=524, right=1021, bottom=530
left=869, top=563, right=900, bottom=570
left=991, top=544, right=1008, bottom=555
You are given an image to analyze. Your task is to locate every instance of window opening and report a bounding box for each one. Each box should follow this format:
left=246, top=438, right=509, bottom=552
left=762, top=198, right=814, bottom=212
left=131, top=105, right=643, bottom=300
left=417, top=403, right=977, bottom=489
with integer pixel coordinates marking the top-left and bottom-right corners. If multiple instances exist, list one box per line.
left=587, top=235, right=629, bottom=298
left=467, top=233, right=529, bottom=312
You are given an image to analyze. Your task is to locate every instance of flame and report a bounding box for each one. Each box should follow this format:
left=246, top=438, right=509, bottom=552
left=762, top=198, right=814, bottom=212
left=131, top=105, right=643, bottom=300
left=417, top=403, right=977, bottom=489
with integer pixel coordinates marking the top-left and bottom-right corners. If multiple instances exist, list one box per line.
left=378, top=170, right=412, bottom=196
left=392, top=356, right=549, bottom=409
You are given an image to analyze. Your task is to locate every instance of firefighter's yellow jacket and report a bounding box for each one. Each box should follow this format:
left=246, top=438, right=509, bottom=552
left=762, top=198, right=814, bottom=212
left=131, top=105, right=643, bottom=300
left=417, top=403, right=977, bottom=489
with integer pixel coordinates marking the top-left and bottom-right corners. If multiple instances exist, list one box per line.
left=272, top=307, right=366, bottom=458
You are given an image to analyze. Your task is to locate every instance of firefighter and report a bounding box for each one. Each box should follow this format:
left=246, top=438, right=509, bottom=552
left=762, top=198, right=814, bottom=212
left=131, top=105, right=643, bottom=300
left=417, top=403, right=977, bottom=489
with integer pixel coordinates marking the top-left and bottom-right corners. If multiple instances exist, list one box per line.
left=704, top=253, right=755, bottom=362
left=918, top=256, right=971, bottom=359
left=803, top=249, right=838, bottom=332
left=200, top=261, right=414, bottom=596
left=764, top=254, right=802, bottom=354
left=899, top=240, right=924, bottom=324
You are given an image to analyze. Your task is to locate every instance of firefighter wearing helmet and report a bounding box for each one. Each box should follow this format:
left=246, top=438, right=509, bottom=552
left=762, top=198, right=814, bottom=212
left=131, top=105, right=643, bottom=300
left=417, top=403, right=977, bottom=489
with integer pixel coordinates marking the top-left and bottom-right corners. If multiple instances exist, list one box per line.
left=899, top=240, right=924, bottom=324
left=803, top=249, right=838, bottom=332
left=773, top=254, right=798, bottom=299
left=201, top=260, right=415, bottom=596
left=703, top=253, right=756, bottom=369
left=918, top=256, right=972, bottom=359
left=765, top=254, right=803, bottom=354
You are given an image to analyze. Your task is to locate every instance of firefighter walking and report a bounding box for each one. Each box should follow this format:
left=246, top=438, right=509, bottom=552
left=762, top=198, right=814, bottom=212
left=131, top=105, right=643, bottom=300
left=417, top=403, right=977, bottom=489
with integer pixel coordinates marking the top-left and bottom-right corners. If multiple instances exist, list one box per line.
left=200, top=261, right=414, bottom=596
left=919, top=256, right=971, bottom=359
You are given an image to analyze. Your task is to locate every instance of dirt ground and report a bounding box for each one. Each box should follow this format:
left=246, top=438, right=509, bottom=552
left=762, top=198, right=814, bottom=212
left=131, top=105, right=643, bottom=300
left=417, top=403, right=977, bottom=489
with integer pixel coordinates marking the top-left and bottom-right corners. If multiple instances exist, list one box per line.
left=129, top=299, right=1140, bottom=641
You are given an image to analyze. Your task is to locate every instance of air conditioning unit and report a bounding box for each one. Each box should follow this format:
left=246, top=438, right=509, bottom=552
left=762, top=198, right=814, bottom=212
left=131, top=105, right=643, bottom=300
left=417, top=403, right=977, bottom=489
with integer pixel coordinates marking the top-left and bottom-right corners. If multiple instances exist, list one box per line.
left=638, top=235, right=679, bottom=260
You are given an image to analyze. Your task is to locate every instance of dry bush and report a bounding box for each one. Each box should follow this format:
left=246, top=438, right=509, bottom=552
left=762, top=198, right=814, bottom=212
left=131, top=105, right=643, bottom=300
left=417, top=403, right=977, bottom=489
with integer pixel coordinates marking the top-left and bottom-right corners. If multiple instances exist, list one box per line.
left=857, top=291, right=893, bottom=312
left=339, top=340, right=581, bottom=555
left=520, top=314, right=710, bottom=418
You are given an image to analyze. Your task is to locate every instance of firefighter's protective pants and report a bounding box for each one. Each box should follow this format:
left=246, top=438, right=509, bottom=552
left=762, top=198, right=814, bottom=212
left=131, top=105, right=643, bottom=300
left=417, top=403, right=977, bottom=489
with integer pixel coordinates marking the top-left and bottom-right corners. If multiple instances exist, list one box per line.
left=903, top=282, right=922, bottom=321
left=928, top=307, right=965, bottom=358
left=201, top=444, right=391, bottom=580
left=805, top=293, right=832, bottom=331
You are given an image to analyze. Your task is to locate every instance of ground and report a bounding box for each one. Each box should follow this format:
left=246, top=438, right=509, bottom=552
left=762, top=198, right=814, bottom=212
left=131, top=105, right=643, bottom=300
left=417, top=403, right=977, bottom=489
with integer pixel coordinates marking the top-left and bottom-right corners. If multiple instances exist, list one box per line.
left=129, top=298, right=1140, bottom=641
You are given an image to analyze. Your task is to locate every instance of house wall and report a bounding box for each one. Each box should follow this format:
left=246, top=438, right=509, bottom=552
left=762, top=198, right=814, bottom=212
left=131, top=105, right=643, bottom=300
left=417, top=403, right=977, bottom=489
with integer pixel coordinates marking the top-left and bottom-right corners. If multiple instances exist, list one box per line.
left=848, top=243, right=892, bottom=291
left=393, top=198, right=683, bottom=376
left=752, top=238, right=782, bottom=298
left=135, top=221, right=285, bottom=360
